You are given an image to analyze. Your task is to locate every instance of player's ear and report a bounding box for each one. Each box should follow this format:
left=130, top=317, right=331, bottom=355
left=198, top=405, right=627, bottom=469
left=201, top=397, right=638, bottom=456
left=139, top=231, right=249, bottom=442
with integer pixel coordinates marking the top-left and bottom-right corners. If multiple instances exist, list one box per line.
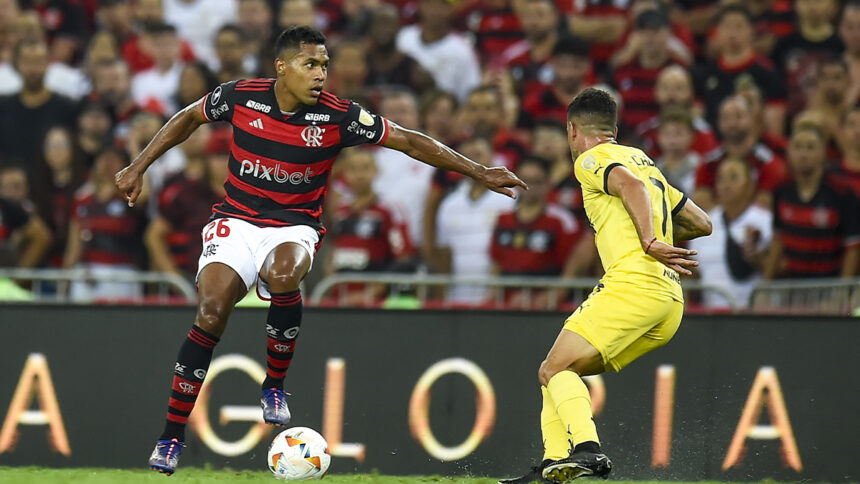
left=567, top=120, right=576, bottom=140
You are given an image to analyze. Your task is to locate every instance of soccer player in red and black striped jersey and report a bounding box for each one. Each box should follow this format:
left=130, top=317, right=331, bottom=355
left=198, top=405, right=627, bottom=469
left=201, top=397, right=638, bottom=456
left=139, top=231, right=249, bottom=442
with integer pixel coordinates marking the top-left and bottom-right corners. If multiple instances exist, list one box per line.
left=115, top=26, right=526, bottom=475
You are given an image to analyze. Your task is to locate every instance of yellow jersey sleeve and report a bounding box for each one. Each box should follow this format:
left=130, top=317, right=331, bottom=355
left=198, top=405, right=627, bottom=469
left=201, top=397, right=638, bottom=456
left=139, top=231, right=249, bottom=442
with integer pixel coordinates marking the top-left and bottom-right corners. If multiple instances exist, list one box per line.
left=667, top=182, right=688, bottom=217
left=573, top=150, right=626, bottom=195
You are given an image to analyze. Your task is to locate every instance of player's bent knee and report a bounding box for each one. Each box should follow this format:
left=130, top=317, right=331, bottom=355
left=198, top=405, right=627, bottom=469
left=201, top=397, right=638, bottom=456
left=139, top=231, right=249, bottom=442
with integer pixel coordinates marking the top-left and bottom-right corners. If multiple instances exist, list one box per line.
left=538, top=360, right=560, bottom=387
left=195, top=297, right=232, bottom=336
left=264, top=269, right=303, bottom=293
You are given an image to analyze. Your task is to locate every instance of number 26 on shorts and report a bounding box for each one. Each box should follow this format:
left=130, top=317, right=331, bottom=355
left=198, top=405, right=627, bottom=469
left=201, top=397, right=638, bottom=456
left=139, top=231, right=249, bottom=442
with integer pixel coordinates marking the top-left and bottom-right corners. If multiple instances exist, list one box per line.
left=203, top=219, right=231, bottom=242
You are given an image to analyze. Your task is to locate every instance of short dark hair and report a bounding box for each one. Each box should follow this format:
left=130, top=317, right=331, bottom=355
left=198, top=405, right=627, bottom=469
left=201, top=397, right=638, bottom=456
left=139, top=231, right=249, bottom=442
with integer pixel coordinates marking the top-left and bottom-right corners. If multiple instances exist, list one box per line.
left=716, top=4, right=753, bottom=25
left=635, top=8, right=669, bottom=30
left=552, top=35, right=590, bottom=59
left=517, top=154, right=552, bottom=176
left=275, top=26, right=327, bottom=58
left=566, top=88, right=617, bottom=128
left=217, top=24, right=246, bottom=41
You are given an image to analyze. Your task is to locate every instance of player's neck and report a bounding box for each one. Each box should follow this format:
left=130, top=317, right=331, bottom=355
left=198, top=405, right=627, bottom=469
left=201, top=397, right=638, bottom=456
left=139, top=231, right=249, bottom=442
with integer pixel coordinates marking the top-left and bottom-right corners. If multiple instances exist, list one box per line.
left=581, top=135, right=615, bottom=153
left=273, top=80, right=303, bottom=114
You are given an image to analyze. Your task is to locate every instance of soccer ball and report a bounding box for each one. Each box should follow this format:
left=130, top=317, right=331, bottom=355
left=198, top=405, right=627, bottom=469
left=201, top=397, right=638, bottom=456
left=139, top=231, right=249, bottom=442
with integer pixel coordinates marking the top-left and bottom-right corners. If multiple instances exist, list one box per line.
left=267, top=427, right=331, bottom=480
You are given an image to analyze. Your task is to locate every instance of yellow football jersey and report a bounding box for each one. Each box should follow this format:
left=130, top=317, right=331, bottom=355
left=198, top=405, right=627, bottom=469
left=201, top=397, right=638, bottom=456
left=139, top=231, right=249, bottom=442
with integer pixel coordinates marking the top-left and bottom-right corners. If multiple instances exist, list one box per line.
left=574, top=142, right=687, bottom=302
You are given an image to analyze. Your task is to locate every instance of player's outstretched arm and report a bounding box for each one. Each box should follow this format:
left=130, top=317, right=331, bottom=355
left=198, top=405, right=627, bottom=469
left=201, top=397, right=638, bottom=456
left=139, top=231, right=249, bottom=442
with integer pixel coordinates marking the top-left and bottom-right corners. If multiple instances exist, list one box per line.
left=115, top=98, right=209, bottom=206
left=607, top=165, right=699, bottom=275
left=381, top=122, right=528, bottom=199
left=672, top=198, right=712, bottom=242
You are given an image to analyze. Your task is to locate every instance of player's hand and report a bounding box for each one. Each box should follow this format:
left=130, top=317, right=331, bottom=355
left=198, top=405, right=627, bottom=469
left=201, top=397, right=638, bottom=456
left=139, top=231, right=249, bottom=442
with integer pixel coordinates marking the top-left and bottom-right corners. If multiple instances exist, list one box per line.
left=115, top=165, right=143, bottom=207
left=481, top=166, right=528, bottom=199
left=646, top=240, right=698, bottom=276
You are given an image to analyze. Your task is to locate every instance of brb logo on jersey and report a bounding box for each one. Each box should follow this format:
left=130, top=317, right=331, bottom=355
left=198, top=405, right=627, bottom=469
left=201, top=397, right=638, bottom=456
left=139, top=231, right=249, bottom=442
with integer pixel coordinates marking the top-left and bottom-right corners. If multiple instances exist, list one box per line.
left=240, top=159, right=313, bottom=184
left=301, top=125, right=325, bottom=147
left=245, top=99, right=272, bottom=113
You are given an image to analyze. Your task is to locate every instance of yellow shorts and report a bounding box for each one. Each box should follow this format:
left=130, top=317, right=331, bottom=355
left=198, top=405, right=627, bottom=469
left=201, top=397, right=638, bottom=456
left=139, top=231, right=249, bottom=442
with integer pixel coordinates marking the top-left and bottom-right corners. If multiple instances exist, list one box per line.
left=563, top=282, right=683, bottom=372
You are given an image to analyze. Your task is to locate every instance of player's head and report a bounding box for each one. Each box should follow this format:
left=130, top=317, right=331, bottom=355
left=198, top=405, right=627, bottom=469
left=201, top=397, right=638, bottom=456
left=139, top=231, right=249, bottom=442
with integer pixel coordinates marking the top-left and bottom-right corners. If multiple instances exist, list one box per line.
left=516, top=155, right=552, bottom=204
left=341, top=148, right=377, bottom=195
left=274, top=25, right=328, bottom=105
left=788, top=122, right=827, bottom=178
left=715, top=157, right=754, bottom=207
left=566, top=88, right=618, bottom=156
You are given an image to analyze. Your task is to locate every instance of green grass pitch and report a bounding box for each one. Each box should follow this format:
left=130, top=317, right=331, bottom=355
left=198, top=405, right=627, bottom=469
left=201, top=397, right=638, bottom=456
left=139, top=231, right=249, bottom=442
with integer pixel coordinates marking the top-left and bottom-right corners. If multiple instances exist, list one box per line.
left=0, top=468, right=803, bottom=484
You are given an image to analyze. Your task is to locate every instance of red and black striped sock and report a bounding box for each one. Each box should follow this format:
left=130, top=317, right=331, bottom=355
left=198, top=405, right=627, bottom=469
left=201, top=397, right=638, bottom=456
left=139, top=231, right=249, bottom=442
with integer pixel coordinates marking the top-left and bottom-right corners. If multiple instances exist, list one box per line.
left=262, top=290, right=302, bottom=390
left=159, top=325, right=219, bottom=441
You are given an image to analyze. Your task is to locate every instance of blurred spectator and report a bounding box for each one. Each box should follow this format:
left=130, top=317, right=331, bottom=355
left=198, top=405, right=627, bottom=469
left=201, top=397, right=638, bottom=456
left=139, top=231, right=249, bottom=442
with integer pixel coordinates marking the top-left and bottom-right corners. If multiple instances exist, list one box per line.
left=838, top=105, right=860, bottom=196
left=458, top=85, right=526, bottom=169
left=733, top=74, right=788, bottom=159
left=655, top=108, right=700, bottom=195
left=765, top=124, right=860, bottom=279
left=337, top=0, right=381, bottom=38
left=96, top=0, right=135, bottom=45
left=637, top=64, right=719, bottom=158
left=91, top=58, right=143, bottom=138
left=163, top=0, right=237, bottom=64
left=839, top=0, right=860, bottom=108
left=690, top=157, right=772, bottom=310
left=146, top=125, right=224, bottom=279
left=501, top=0, right=558, bottom=88
left=175, top=61, right=218, bottom=110
left=419, top=89, right=457, bottom=145
left=530, top=119, right=585, bottom=227
left=694, top=5, right=785, bottom=137
left=0, top=0, right=20, bottom=63
left=214, top=24, right=252, bottom=84
left=120, top=0, right=197, bottom=74
left=519, top=35, right=590, bottom=126
left=435, top=136, right=515, bottom=304
left=366, top=4, right=434, bottom=93
left=693, top=95, right=787, bottom=211
left=82, top=30, right=119, bottom=78
left=0, top=194, right=50, bottom=267
left=771, top=0, right=842, bottom=118
left=0, top=13, right=89, bottom=98
left=37, top=126, right=85, bottom=267
left=327, top=41, right=368, bottom=101
left=131, top=22, right=184, bottom=115
left=64, top=147, right=147, bottom=301
left=804, top=58, right=851, bottom=142
left=19, top=0, right=87, bottom=64
left=490, top=155, right=586, bottom=308
left=237, top=0, right=273, bottom=75
left=396, top=0, right=482, bottom=101
left=0, top=165, right=35, bottom=213
left=279, top=0, right=317, bottom=30
left=326, top=148, right=414, bottom=305
left=481, top=67, right=521, bottom=132
left=0, top=39, right=77, bottom=178
left=372, top=88, right=434, bottom=248
left=464, top=0, right=522, bottom=66
left=566, top=0, right=629, bottom=78
left=611, top=9, right=691, bottom=129
left=76, top=102, right=113, bottom=167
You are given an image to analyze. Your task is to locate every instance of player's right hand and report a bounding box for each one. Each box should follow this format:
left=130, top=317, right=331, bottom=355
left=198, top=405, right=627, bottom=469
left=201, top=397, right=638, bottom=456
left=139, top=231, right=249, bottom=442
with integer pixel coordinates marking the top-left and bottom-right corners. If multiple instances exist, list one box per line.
left=115, top=165, right=143, bottom=207
left=646, top=240, right=698, bottom=276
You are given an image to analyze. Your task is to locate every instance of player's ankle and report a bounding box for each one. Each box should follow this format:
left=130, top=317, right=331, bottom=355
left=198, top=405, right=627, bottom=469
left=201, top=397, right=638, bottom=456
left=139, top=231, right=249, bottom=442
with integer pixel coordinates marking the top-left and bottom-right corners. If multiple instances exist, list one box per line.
left=573, top=441, right=601, bottom=454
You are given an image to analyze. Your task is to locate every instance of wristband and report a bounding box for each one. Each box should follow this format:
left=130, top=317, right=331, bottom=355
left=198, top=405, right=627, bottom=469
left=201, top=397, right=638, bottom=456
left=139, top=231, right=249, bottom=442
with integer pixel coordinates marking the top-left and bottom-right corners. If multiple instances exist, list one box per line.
left=644, top=237, right=657, bottom=254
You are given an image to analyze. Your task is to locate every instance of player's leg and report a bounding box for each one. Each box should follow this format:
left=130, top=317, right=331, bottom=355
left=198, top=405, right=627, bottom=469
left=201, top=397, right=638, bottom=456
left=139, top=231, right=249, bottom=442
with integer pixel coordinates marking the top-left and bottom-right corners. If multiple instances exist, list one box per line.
left=498, top=386, right=568, bottom=483
left=256, top=241, right=312, bottom=425
left=149, top=262, right=247, bottom=475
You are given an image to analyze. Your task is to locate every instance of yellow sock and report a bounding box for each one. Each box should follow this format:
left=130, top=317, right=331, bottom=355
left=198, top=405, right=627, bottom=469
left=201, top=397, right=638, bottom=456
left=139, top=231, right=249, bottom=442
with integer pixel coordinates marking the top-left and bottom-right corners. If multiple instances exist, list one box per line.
left=540, top=386, right=571, bottom=461
left=546, top=370, right=599, bottom=448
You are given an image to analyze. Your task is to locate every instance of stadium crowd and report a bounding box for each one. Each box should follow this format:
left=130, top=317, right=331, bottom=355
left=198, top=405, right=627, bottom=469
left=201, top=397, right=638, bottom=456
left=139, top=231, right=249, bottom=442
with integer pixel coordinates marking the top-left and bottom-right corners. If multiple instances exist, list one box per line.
left=0, top=0, right=857, bottom=310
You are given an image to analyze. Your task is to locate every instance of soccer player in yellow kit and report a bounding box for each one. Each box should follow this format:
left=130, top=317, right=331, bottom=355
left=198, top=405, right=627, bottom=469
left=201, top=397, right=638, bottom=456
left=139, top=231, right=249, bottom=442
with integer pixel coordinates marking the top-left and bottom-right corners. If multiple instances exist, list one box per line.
left=500, top=88, right=712, bottom=484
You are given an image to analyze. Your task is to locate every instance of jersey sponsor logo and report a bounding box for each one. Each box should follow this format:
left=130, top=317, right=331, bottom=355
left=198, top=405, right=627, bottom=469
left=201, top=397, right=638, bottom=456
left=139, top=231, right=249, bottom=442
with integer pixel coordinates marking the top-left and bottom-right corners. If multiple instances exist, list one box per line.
left=347, top=121, right=376, bottom=140
left=193, top=368, right=207, bottom=379
left=245, top=100, right=272, bottom=113
left=210, top=103, right=229, bottom=119
left=358, top=108, right=374, bottom=126
left=211, top=86, right=222, bottom=105
left=301, top=125, right=325, bottom=147
left=305, top=112, right=330, bottom=122
left=266, top=324, right=279, bottom=337
left=174, top=363, right=186, bottom=375
left=284, top=326, right=300, bottom=339
left=239, top=159, right=314, bottom=184
left=249, top=117, right=264, bottom=130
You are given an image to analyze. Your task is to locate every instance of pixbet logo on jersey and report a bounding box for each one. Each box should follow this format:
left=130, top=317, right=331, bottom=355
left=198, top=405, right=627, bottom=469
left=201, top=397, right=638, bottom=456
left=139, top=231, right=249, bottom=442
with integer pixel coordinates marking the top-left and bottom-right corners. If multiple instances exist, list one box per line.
left=239, top=159, right=313, bottom=184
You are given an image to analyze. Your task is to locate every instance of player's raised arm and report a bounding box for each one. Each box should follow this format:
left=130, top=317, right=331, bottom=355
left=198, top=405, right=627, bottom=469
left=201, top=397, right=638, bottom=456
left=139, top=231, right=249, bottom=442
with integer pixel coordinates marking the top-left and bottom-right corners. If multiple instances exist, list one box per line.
left=381, top=122, right=528, bottom=199
left=671, top=197, right=712, bottom=242
left=115, top=98, right=209, bottom=206
left=606, top=165, right=700, bottom=275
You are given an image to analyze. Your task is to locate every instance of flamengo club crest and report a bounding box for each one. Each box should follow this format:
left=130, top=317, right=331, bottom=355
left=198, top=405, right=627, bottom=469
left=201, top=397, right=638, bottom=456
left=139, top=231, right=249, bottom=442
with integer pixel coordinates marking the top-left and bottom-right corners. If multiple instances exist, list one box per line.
left=302, top=125, right=325, bottom=147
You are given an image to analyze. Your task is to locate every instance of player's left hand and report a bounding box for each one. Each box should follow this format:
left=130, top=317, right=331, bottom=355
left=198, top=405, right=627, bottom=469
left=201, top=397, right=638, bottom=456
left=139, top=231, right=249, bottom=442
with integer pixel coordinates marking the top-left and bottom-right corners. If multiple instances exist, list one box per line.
left=646, top=240, right=698, bottom=276
left=481, top=166, right=528, bottom=199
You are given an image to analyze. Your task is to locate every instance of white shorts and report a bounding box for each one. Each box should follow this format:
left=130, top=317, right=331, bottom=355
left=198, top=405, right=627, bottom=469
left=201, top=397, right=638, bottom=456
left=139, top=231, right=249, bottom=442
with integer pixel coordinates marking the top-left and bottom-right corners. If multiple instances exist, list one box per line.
left=195, top=217, right=319, bottom=299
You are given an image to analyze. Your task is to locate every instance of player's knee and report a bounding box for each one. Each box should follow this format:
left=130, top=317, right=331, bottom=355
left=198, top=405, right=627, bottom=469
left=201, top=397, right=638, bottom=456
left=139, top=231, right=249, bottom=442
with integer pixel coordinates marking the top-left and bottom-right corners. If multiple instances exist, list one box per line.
left=538, top=360, right=558, bottom=387
left=265, top=263, right=304, bottom=293
left=195, top=297, right=231, bottom=336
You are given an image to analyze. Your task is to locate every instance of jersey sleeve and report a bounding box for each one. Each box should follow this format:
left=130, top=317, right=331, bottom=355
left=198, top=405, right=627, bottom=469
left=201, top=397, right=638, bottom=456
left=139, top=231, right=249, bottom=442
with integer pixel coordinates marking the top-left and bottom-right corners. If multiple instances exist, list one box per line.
left=573, top=151, right=619, bottom=194
left=667, top=182, right=688, bottom=216
left=341, top=102, right=390, bottom=147
left=0, top=198, right=29, bottom=233
left=200, top=80, right=239, bottom=123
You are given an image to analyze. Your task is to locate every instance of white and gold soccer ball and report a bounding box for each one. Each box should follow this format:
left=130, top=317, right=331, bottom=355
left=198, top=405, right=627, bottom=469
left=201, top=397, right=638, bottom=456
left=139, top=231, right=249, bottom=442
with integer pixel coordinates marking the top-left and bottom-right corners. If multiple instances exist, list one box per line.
left=267, top=427, right=331, bottom=480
